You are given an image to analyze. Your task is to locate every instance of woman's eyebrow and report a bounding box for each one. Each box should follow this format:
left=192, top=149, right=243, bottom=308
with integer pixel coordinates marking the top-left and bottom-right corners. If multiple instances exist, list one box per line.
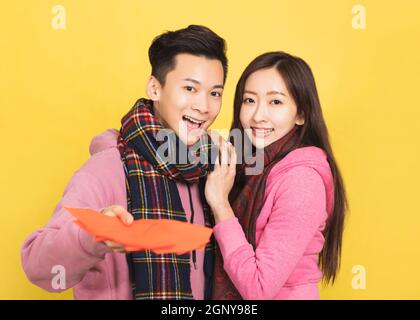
left=267, top=90, right=286, bottom=96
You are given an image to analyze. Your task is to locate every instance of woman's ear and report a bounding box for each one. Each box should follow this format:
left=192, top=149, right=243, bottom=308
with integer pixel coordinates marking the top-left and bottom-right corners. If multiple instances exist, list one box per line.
left=295, top=113, right=305, bottom=125
left=146, top=76, right=161, bottom=101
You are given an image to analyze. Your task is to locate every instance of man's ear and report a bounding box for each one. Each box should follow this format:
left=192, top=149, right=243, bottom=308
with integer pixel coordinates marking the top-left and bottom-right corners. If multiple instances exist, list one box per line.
left=295, top=113, right=305, bottom=126
left=146, top=76, right=162, bottom=101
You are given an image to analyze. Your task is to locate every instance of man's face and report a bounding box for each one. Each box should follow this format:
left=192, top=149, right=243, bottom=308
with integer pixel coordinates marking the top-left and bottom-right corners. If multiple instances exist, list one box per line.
left=151, top=53, right=224, bottom=146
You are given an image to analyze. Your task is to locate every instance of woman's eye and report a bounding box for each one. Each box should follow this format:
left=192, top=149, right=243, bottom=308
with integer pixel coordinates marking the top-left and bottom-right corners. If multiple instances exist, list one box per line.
left=270, top=99, right=283, bottom=105
left=184, top=86, right=196, bottom=92
left=243, top=98, right=254, bottom=104
left=211, top=91, right=222, bottom=97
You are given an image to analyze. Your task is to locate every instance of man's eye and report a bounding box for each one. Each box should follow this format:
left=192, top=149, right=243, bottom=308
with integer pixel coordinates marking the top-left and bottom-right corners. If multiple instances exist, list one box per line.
left=271, top=99, right=283, bottom=105
left=184, top=86, right=195, bottom=92
left=243, top=98, right=254, bottom=104
left=211, top=91, right=222, bottom=97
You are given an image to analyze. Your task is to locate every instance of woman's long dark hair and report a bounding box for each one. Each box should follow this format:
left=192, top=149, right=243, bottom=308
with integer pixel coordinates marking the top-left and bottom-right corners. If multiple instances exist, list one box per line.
left=230, top=51, right=348, bottom=284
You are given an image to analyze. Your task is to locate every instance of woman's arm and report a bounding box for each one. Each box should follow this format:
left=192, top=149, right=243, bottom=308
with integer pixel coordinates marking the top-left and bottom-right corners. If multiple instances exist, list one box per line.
left=212, top=166, right=328, bottom=299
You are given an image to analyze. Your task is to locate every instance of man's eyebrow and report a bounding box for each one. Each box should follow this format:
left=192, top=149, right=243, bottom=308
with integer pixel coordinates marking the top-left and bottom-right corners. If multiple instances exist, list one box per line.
left=182, top=78, right=224, bottom=89
left=183, top=78, right=201, bottom=85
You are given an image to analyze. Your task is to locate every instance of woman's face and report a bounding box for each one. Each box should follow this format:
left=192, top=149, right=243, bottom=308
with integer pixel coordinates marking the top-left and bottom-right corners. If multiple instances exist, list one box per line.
left=239, top=67, right=304, bottom=149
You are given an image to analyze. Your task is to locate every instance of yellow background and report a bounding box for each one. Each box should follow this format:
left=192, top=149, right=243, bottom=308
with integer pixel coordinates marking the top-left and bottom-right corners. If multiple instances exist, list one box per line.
left=1, top=0, right=420, bottom=299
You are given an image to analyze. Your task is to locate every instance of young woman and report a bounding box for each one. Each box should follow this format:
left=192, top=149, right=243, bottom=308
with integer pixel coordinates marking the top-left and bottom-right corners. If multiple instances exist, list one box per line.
left=205, top=51, right=347, bottom=300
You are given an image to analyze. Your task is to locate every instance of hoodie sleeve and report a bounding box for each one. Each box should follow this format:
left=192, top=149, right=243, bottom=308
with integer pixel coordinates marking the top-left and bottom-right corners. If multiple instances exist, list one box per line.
left=213, top=166, right=328, bottom=300
left=20, top=154, right=118, bottom=293
left=21, top=170, right=113, bottom=292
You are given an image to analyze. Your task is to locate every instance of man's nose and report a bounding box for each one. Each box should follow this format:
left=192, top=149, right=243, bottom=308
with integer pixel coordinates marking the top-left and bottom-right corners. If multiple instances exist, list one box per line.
left=192, top=93, right=210, bottom=113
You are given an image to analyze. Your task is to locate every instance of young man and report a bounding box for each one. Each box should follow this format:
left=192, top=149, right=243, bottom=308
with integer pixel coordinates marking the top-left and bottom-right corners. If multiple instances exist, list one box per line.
left=21, top=25, right=228, bottom=300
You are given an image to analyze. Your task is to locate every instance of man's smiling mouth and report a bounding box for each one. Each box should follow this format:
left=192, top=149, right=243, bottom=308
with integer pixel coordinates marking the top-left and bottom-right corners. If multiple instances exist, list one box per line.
left=182, top=115, right=205, bottom=129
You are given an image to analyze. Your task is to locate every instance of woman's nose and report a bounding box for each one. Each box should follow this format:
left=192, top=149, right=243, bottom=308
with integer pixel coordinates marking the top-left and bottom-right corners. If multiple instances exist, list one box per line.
left=252, top=104, right=268, bottom=123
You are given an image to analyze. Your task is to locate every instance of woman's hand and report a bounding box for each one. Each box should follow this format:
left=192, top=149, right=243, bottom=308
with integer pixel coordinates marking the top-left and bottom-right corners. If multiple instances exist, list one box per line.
left=205, top=134, right=237, bottom=224
left=100, top=205, right=133, bottom=253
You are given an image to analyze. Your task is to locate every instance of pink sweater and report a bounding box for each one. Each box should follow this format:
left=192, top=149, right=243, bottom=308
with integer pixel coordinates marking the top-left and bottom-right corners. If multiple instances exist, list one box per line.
left=213, top=144, right=334, bottom=299
left=21, top=129, right=334, bottom=300
left=21, top=129, right=205, bottom=299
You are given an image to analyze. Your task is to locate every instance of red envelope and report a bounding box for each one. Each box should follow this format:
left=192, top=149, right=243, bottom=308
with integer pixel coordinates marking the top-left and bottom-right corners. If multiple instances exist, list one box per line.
left=64, top=207, right=212, bottom=254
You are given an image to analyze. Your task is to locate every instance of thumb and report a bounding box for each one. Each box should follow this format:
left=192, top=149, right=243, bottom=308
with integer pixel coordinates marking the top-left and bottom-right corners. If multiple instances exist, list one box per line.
left=111, top=205, right=133, bottom=225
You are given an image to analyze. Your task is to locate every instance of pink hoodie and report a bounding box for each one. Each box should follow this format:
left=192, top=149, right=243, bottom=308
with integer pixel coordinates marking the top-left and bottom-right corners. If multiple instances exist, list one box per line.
left=21, top=129, right=206, bottom=300
left=213, top=144, right=334, bottom=299
left=21, top=129, right=334, bottom=300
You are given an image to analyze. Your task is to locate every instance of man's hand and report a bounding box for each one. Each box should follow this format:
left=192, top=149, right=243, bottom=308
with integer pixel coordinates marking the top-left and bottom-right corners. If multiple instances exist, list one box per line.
left=100, top=205, right=133, bottom=253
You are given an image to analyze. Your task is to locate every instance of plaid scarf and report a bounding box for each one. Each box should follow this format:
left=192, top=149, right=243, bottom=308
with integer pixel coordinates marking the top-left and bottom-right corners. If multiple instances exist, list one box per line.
left=117, top=98, right=217, bottom=300
left=212, top=125, right=300, bottom=299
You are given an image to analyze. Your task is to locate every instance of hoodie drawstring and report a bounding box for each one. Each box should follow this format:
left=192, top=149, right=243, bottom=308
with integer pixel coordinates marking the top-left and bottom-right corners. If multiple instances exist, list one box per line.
left=186, top=183, right=197, bottom=270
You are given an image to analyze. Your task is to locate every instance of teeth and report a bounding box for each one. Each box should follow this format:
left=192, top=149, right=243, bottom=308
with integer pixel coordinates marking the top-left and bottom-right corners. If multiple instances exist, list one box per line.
left=253, top=128, right=274, bottom=133
left=183, top=115, right=204, bottom=125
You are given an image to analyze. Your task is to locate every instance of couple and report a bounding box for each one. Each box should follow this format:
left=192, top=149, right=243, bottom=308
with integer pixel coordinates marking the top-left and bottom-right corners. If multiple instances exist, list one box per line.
left=21, top=25, right=347, bottom=300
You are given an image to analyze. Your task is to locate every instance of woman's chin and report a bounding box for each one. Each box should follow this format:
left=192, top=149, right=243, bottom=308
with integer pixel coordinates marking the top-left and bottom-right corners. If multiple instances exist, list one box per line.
left=252, top=137, right=272, bottom=149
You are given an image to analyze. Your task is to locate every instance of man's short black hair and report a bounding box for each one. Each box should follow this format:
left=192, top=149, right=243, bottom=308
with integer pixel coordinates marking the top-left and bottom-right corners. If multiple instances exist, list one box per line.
left=148, top=25, right=228, bottom=86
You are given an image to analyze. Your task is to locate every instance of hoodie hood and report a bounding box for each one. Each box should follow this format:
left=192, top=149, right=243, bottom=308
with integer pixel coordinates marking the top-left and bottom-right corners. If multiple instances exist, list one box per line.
left=89, top=129, right=120, bottom=156
left=269, top=146, right=335, bottom=215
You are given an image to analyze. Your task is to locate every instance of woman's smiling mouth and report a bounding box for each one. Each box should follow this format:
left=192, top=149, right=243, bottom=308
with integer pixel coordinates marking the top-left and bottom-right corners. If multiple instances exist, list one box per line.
left=251, top=127, right=275, bottom=138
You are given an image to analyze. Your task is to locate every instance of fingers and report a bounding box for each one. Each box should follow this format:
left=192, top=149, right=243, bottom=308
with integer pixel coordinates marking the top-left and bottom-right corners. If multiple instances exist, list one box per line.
left=213, top=137, right=227, bottom=170
left=220, top=138, right=229, bottom=166
left=100, top=206, right=131, bottom=252
left=101, top=205, right=133, bottom=225
left=209, top=130, right=223, bottom=147
left=104, top=240, right=126, bottom=253
left=213, top=135, right=223, bottom=169
left=214, top=151, right=220, bottom=169
left=229, top=143, right=237, bottom=175
left=209, top=135, right=236, bottom=177
left=219, top=139, right=236, bottom=168
left=208, top=131, right=234, bottom=164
